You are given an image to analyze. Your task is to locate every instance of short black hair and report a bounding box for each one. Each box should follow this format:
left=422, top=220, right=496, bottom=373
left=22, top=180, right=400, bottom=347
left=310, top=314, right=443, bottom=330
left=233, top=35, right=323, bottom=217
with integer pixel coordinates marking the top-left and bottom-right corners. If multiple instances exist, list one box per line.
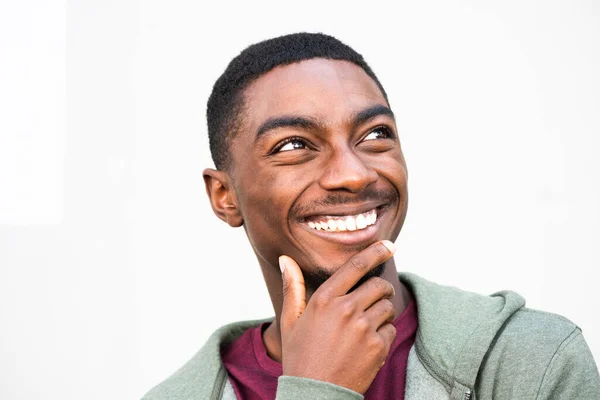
left=207, top=32, right=388, bottom=170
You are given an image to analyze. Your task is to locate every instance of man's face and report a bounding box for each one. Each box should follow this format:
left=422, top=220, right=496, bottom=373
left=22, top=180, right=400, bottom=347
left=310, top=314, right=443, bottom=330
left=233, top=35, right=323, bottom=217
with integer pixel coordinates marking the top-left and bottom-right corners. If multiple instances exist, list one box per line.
left=228, top=58, right=408, bottom=289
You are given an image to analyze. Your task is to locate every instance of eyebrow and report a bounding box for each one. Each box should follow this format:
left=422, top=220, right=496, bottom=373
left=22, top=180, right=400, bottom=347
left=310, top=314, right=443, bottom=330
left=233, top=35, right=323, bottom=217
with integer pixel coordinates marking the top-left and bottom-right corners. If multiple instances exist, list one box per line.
left=255, top=104, right=395, bottom=140
left=350, top=104, right=395, bottom=130
left=256, top=115, right=322, bottom=139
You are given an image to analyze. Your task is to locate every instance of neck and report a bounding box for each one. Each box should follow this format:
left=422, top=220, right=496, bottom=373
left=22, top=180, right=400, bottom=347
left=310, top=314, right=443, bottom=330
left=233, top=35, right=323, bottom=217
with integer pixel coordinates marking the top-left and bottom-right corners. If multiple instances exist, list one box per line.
left=259, top=257, right=412, bottom=363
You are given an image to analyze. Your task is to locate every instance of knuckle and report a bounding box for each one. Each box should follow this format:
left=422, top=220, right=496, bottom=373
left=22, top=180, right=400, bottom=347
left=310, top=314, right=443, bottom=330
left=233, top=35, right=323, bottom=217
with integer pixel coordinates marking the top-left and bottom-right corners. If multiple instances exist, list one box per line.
left=369, top=277, right=386, bottom=290
left=340, top=299, right=356, bottom=319
left=369, top=334, right=386, bottom=352
left=374, top=242, right=388, bottom=257
left=355, top=316, right=369, bottom=333
left=380, top=299, right=394, bottom=314
left=372, top=278, right=393, bottom=296
left=374, top=324, right=395, bottom=349
left=349, top=256, right=367, bottom=273
left=312, top=292, right=329, bottom=309
left=386, top=324, right=397, bottom=340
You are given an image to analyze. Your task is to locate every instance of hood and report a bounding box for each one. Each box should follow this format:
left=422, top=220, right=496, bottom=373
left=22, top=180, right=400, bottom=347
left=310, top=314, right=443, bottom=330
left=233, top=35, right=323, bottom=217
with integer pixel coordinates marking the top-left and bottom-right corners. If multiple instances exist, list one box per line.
left=399, top=272, right=526, bottom=392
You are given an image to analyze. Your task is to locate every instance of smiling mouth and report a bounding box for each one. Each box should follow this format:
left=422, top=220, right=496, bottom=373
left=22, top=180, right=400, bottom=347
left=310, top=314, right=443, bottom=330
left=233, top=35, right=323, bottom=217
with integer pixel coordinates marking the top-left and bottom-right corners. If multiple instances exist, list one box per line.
left=304, top=208, right=379, bottom=233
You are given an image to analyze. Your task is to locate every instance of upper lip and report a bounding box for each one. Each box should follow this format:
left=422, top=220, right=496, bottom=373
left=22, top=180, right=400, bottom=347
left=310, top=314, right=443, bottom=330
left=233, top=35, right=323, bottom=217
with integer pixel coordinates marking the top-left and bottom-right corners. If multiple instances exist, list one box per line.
left=297, top=201, right=386, bottom=221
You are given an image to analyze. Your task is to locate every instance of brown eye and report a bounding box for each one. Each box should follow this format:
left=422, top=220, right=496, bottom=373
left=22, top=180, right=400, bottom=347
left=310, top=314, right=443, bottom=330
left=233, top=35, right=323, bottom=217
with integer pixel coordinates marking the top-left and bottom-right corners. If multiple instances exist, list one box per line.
left=363, top=126, right=394, bottom=142
left=273, top=137, right=308, bottom=153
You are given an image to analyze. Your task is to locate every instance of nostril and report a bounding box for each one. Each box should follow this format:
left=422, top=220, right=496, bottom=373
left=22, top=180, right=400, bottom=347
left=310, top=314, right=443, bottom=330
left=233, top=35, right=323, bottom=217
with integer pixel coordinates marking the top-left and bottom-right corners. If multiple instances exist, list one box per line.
left=319, top=155, right=378, bottom=192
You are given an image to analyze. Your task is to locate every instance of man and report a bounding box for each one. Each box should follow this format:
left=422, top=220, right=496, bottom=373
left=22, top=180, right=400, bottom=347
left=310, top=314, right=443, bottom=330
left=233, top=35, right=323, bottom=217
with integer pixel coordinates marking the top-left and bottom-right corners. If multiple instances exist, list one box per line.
left=143, top=33, right=600, bottom=399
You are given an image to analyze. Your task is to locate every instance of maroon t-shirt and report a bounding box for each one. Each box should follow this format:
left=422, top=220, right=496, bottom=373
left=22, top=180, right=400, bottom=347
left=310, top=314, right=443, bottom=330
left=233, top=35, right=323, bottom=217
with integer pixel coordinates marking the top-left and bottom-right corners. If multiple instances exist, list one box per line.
left=221, top=300, right=418, bottom=400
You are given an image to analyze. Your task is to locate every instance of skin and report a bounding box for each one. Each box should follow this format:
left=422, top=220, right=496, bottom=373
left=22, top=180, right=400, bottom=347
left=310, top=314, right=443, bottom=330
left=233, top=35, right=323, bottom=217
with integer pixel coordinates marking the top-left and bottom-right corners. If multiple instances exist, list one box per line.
left=203, top=58, right=411, bottom=394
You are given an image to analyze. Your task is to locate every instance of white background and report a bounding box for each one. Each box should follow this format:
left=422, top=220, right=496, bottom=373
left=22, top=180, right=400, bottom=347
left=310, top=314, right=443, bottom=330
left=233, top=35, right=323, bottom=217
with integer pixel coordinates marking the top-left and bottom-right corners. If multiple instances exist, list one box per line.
left=0, top=0, right=598, bottom=399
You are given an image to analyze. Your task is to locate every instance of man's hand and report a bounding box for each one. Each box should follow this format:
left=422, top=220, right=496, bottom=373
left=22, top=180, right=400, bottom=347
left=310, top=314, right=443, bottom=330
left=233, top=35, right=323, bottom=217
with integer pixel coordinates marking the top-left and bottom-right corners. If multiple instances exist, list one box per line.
left=279, top=240, right=397, bottom=394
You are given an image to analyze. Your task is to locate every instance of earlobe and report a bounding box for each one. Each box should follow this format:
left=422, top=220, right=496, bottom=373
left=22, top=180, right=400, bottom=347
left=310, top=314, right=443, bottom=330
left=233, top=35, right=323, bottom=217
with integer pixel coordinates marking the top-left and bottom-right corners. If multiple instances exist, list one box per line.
left=202, top=168, right=244, bottom=227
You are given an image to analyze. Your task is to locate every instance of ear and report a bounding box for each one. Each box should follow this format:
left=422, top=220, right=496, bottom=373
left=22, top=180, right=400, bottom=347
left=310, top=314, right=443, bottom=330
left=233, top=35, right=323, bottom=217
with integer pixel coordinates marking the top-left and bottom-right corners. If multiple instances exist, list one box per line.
left=202, top=168, right=244, bottom=227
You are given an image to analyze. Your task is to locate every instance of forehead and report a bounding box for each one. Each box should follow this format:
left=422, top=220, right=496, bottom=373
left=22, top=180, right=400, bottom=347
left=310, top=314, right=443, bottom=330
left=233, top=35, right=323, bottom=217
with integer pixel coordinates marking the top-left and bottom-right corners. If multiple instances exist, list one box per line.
left=242, top=58, right=388, bottom=130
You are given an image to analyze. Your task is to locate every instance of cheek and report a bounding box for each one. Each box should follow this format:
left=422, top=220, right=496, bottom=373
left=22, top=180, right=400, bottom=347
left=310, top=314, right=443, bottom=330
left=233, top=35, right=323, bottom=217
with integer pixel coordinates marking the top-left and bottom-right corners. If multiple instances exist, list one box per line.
left=372, top=153, right=407, bottom=186
left=243, top=186, right=280, bottom=229
left=238, top=167, right=309, bottom=247
left=392, top=163, right=408, bottom=188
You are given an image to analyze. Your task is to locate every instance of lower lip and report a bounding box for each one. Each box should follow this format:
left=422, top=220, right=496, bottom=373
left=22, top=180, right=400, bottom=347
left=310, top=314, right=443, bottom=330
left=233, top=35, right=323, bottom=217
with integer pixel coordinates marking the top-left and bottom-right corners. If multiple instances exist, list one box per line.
left=300, top=208, right=386, bottom=246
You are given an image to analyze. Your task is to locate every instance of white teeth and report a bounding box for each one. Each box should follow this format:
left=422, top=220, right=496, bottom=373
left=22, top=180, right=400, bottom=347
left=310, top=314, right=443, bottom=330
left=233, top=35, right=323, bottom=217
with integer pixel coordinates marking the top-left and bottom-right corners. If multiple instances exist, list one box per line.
left=368, top=209, right=377, bottom=225
left=366, top=210, right=376, bottom=225
left=356, top=214, right=367, bottom=229
left=346, top=216, right=357, bottom=231
left=307, top=209, right=378, bottom=232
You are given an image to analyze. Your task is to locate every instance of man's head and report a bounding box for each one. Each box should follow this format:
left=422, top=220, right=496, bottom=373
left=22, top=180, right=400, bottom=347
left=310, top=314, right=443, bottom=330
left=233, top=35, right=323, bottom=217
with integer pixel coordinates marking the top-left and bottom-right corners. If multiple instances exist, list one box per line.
left=207, top=33, right=389, bottom=171
left=203, top=33, right=408, bottom=293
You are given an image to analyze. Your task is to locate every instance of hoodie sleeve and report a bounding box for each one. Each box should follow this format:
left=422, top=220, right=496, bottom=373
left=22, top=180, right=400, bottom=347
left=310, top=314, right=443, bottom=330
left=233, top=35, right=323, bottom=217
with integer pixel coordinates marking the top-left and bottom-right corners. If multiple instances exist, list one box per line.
left=537, top=329, right=600, bottom=399
left=275, top=376, right=363, bottom=400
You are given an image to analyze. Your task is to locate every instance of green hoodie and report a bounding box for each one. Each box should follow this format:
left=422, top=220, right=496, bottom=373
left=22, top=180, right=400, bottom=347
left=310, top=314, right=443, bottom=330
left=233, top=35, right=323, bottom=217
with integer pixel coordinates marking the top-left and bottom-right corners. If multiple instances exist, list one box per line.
left=142, top=273, right=600, bottom=399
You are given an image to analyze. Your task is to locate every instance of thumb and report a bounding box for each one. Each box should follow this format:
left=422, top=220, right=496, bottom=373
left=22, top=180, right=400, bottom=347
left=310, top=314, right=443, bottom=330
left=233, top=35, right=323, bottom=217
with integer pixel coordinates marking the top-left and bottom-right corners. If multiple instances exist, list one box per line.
left=279, top=255, right=306, bottom=334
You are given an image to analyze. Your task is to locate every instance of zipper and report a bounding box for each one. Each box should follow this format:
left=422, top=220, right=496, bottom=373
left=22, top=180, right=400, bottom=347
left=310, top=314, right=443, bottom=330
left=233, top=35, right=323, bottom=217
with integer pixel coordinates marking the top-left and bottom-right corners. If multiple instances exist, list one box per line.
left=464, top=388, right=472, bottom=400
left=414, top=336, right=474, bottom=400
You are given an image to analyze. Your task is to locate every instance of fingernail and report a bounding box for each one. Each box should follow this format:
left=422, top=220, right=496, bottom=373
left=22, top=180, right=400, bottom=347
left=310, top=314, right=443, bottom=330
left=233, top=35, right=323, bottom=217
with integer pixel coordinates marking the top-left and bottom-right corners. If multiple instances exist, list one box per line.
left=382, top=240, right=396, bottom=254
left=278, top=256, right=287, bottom=274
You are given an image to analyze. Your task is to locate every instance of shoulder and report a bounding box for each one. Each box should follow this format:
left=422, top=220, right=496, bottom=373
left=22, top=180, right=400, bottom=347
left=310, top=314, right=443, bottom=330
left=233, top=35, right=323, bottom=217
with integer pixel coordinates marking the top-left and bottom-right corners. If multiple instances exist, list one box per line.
left=477, top=308, right=600, bottom=398
left=141, top=318, right=271, bottom=400
left=485, top=307, right=581, bottom=375
left=497, top=307, right=579, bottom=352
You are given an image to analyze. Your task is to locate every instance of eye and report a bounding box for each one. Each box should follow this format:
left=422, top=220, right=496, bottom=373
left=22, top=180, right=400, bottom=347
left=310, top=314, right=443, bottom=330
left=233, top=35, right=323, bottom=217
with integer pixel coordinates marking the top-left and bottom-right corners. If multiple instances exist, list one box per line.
left=362, top=126, right=394, bottom=142
left=272, top=137, right=309, bottom=153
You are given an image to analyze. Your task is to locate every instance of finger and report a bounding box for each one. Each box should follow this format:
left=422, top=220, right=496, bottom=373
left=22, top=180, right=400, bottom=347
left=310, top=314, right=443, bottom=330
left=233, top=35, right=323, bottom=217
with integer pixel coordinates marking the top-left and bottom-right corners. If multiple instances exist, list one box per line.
left=348, top=276, right=395, bottom=310
left=319, top=240, right=396, bottom=297
left=377, top=323, right=397, bottom=355
left=279, top=255, right=306, bottom=334
left=364, top=298, right=396, bottom=329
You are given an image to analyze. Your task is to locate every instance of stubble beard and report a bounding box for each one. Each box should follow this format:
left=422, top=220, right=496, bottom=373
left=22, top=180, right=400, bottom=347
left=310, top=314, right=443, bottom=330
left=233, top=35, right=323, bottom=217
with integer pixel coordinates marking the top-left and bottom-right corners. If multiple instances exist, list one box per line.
left=302, top=262, right=387, bottom=295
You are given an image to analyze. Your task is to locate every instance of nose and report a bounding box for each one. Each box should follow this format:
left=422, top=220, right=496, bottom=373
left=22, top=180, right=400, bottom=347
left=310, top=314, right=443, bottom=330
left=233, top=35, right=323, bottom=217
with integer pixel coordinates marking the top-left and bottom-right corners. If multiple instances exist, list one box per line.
left=318, top=147, right=378, bottom=193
